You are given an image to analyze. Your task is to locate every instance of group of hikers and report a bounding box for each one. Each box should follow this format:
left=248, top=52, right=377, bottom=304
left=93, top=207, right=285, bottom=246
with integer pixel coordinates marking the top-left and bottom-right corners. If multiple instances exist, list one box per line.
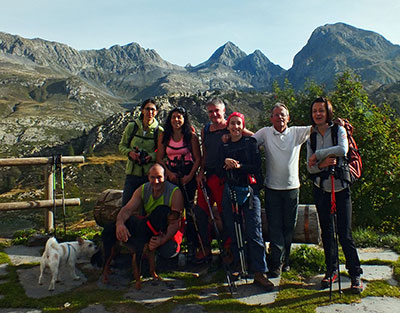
left=103, top=96, right=363, bottom=294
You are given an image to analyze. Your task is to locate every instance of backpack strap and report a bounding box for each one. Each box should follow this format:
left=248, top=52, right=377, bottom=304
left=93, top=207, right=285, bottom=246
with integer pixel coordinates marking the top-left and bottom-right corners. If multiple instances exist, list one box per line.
left=204, top=123, right=211, bottom=134
left=309, top=130, right=330, bottom=184
left=310, top=131, right=317, bottom=153
left=331, top=123, right=339, bottom=146
left=128, top=122, right=159, bottom=152
left=127, top=122, right=139, bottom=148
left=154, top=126, right=159, bottom=152
left=310, top=124, right=339, bottom=152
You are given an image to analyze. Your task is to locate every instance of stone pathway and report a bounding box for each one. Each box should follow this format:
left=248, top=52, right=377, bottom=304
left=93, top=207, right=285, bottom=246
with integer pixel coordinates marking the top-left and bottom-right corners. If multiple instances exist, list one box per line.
left=0, top=245, right=398, bottom=312
left=317, top=296, right=400, bottom=313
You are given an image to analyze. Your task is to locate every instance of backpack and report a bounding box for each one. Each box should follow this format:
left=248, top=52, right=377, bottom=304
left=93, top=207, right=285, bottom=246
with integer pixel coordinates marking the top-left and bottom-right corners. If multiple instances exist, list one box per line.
left=310, top=119, right=362, bottom=184
left=128, top=122, right=159, bottom=152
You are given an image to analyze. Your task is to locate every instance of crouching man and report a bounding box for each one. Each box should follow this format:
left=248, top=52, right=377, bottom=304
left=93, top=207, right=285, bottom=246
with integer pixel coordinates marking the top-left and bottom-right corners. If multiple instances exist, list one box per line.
left=101, top=163, right=184, bottom=284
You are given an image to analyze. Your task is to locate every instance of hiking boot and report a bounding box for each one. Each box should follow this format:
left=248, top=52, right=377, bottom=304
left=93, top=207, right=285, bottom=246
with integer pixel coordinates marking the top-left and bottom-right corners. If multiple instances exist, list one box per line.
left=253, top=272, right=274, bottom=292
left=267, top=267, right=281, bottom=278
left=221, top=248, right=234, bottom=265
left=350, top=276, right=363, bottom=294
left=321, top=271, right=338, bottom=289
left=282, top=264, right=291, bottom=272
left=192, top=248, right=211, bottom=264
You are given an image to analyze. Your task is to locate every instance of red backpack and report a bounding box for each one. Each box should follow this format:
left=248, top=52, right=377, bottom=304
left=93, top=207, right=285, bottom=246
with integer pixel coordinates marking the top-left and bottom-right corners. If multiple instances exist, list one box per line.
left=310, top=118, right=362, bottom=184
left=335, top=118, right=362, bottom=182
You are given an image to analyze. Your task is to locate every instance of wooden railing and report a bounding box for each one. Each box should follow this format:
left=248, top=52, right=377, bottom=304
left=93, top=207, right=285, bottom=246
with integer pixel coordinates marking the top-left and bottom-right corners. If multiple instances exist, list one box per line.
left=0, top=156, right=85, bottom=231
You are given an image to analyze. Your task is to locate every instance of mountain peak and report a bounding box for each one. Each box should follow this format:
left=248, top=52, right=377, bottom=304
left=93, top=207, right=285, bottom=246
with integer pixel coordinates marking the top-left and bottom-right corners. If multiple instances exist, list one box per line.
left=287, top=22, right=400, bottom=89
left=204, top=41, right=247, bottom=67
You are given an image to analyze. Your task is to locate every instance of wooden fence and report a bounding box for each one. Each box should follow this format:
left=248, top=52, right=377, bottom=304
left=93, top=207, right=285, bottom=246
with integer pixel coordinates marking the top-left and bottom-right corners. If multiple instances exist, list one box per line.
left=0, top=156, right=85, bottom=231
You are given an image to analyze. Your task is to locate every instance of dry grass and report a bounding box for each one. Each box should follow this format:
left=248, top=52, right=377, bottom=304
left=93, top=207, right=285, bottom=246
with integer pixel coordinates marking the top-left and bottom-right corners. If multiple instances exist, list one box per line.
left=79, top=155, right=125, bottom=167
left=0, top=188, right=31, bottom=199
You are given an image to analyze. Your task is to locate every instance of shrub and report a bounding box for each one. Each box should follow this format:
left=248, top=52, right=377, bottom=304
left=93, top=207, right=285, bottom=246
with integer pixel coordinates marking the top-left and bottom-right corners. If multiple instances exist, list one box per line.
left=290, top=244, right=326, bottom=277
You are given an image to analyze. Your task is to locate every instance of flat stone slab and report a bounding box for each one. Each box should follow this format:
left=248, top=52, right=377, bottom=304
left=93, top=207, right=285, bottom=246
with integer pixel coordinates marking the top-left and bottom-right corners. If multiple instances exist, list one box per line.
left=17, top=266, right=87, bottom=298
left=233, top=276, right=280, bottom=305
left=78, top=304, right=111, bottom=313
left=317, top=296, right=400, bottom=313
left=170, top=304, right=208, bottom=313
left=197, top=287, right=220, bottom=301
left=0, top=308, right=42, bottom=313
left=124, top=277, right=186, bottom=306
left=4, top=246, right=42, bottom=266
left=358, top=248, right=399, bottom=262
left=0, top=263, right=8, bottom=276
left=96, top=264, right=133, bottom=290
left=356, top=264, right=394, bottom=282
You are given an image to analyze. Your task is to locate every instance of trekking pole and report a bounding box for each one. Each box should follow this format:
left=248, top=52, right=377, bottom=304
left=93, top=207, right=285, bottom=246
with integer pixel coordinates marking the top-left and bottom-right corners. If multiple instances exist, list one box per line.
left=174, top=156, right=207, bottom=261
left=181, top=183, right=207, bottom=260
left=201, top=185, right=237, bottom=294
left=52, top=155, right=57, bottom=237
left=228, top=185, right=248, bottom=279
left=330, top=166, right=342, bottom=299
left=59, top=154, right=67, bottom=236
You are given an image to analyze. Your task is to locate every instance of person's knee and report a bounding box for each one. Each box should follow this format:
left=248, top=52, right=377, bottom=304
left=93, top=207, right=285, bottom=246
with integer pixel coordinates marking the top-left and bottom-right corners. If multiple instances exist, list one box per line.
left=158, top=240, right=179, bottom=259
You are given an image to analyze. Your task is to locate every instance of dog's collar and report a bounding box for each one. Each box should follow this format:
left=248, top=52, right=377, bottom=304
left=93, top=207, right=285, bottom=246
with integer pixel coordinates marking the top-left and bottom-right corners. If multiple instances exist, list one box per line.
left=146, top=220, right=160, bottom=236
left=66, top=243, right=77, bottom=262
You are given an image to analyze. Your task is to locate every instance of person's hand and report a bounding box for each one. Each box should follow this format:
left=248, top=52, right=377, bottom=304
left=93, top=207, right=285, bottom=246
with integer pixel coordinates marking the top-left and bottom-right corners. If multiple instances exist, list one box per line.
left=148, top=236, right=163, bottom=251
left=116, top=223, right=131, bottom=242
left=128, top=150, right=139, bottom=161
left=318, top=156, right=337, bottom=169
left=221, top=133, right=231, bottom=143
left=144, top=155, right=152, bottom=164
left=167, top=172, right=178, bottom=184
left=196, top=171, right=206, bottom=188
left=308, top=153, right=317, bottom=167
left=224, top=158, right=240, bottom=169
left=181, top=174, right=191, bottom=185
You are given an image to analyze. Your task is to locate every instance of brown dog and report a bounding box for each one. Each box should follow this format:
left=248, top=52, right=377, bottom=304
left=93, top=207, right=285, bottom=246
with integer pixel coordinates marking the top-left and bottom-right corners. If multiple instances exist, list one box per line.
left=101, top=205, right=180, bottom=289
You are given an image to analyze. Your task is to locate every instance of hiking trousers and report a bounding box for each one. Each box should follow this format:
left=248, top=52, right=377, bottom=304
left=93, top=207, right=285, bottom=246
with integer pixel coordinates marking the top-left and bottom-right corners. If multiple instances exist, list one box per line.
left=222, top=184, right=267, bottom=273
left=265, top=187, right=299, bottom=271
left=313, top=186, right=362, bottom=277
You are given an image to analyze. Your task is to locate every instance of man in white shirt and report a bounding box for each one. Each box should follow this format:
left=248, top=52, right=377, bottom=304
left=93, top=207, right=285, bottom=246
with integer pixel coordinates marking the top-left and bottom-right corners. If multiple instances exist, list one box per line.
left=253, top=102, right=311, bottom=277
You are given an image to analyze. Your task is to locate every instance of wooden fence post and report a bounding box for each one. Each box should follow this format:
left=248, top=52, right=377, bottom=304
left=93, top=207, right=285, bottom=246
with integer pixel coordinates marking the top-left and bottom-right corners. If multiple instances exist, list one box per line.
left=44, top=164, right=54, bottom=232
left=0, top=156, right=85, bottom=232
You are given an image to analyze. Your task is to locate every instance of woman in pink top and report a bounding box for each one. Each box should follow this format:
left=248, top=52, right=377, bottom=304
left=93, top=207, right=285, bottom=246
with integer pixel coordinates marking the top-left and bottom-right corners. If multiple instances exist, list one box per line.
left=157, top=106, right=202, bottom=261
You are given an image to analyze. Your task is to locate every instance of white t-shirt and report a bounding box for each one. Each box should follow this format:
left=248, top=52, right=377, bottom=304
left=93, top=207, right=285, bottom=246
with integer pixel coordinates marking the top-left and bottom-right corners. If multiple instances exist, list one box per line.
left=253, top=126, right=311, bottom=190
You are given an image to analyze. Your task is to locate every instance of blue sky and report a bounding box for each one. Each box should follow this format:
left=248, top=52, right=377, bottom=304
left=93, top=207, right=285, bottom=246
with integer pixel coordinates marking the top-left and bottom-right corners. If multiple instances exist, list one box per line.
left=1, top=0, right=399, bottom=69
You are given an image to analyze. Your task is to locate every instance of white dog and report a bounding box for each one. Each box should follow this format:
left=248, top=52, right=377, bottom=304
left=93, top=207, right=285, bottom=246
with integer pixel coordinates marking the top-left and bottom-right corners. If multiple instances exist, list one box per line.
left=38, top=237, right=97, bottom=290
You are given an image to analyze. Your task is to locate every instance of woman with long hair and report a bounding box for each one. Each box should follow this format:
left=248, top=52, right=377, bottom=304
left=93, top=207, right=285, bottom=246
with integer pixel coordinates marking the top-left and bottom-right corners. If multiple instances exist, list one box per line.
left=307, top=97, right=363, bottom=293
left=157, top=106, right=201, bottom=261
left=119, top=98, right=162, bottom=206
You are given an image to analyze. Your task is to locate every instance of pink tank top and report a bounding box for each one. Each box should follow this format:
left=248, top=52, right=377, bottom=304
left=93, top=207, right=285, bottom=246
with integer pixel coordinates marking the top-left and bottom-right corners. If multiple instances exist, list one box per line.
left=166, top=137, right=193, bottom=164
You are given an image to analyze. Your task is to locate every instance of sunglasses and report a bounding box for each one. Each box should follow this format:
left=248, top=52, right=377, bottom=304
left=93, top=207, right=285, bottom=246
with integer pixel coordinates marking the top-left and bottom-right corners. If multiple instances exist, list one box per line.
left=314, top=97, right=328, bottom=104
left=174, top=106, right=186, bottom=114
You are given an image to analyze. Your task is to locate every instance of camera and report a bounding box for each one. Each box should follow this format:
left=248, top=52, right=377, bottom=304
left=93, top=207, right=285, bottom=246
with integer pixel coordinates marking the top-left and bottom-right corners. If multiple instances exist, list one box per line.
left=135, top=147, right=149, bottom=165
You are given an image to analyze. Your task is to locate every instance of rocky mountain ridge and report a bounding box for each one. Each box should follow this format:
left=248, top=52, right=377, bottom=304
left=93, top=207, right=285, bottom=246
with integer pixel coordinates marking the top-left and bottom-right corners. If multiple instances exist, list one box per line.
left=1, top=22, right=400, bottom=155
left=287, top=23, right=400, bottom=89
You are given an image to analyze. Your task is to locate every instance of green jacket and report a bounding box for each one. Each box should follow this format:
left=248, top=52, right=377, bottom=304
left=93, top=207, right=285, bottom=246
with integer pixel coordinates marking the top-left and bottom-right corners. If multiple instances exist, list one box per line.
left=119, top=118, right=163, bottom=176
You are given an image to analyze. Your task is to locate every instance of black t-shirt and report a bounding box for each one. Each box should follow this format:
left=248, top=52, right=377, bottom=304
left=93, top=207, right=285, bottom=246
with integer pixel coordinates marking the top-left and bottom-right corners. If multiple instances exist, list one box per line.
left=203, top=123, right=229, bottom=174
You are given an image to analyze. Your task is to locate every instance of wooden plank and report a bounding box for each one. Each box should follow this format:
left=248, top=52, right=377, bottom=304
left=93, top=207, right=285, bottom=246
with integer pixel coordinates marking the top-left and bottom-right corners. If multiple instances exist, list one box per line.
left=0, top=198, right=81, bottom=211
left=0, top=156, right=85, bottom=166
